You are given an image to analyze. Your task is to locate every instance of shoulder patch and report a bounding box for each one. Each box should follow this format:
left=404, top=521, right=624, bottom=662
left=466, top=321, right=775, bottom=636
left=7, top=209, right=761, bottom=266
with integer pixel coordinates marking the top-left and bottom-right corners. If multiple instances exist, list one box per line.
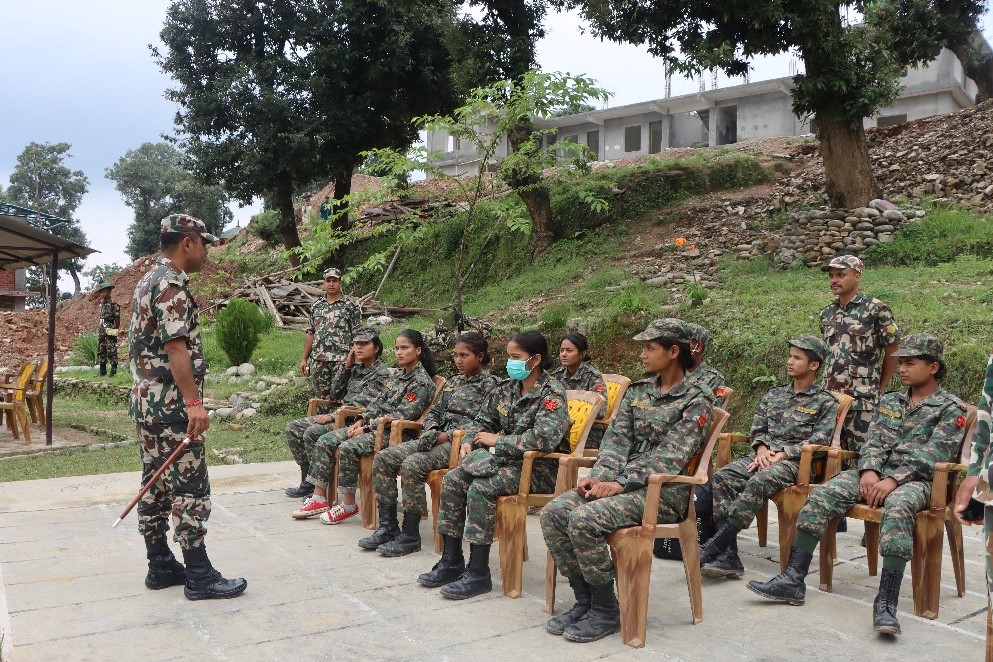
left=956, top=415, right=966, bottom=429
left=496, top=403, right=509, bottom=416
left=715, top=386, right=727, bottom=398
left=698, top=414, right=707, bottom=428
left=595, top=383, right=605, bottom=393
left=885, top=324, right=898, bottom=335
left=405, top=392, right=417, bottom=402
left=544, top=398, right=558, bottom=412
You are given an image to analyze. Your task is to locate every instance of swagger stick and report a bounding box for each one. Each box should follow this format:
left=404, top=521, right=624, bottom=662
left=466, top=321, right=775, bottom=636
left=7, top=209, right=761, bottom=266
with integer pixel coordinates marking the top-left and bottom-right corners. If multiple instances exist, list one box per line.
left=112, top=412, right=212, bottom=529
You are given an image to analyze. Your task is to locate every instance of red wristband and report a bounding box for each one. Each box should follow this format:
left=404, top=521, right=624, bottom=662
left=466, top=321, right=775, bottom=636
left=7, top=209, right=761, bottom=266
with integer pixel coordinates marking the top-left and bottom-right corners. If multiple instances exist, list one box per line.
left=185, top=398, right=203, bottom=407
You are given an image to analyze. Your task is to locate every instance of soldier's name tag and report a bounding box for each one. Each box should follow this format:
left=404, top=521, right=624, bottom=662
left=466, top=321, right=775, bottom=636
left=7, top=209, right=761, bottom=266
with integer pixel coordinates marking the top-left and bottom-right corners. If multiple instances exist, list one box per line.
left=497, top=404, right=509, bottom=416
left=630, top=400, right=652, bottom=410
left=879, top=407, right=901, bottom=419
left=104, top=328, right=120, bottom=337
left=795, top=405, right=818, bottom=415
left=443, top=387, right=454, bottom=393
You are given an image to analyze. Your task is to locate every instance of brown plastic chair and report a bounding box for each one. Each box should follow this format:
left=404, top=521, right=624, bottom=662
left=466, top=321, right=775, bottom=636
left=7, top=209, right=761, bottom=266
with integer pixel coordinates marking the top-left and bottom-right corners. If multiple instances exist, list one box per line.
left=0, top=362, right=36, bottom=443
left=818, top=407, right=977, bottom=619
left=546, top=408, right=730, bottom=648
left=307, top=397, right=341, bottom=417
left=25, top=358, right=49, bottom=425
left=423, top=430, right=467, bottom=553
left=493, top=390, right=605, bottom=598
left=714, top=391, right=854, bottom=570
left=594, top=374, right=631, bottom=430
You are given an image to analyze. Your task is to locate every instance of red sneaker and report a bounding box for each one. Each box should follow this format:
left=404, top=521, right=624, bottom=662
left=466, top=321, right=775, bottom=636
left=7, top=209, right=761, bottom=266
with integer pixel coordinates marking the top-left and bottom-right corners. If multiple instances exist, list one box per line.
left=320, top=503, right=359, bottom=525
left=292, top=497, right=329, bottom=519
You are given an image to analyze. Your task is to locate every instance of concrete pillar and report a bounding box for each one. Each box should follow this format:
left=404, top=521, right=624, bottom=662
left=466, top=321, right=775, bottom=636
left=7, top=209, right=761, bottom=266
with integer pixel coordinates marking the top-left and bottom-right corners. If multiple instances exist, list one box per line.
left=708, top=104, right=718, bottom=147
left=661, top=115, right=672, bottom=150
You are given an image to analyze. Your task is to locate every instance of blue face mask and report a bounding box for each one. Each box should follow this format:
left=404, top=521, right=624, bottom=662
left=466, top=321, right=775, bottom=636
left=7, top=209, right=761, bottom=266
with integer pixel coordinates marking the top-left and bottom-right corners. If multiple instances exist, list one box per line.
left=506, top=358, right=533, bottom=381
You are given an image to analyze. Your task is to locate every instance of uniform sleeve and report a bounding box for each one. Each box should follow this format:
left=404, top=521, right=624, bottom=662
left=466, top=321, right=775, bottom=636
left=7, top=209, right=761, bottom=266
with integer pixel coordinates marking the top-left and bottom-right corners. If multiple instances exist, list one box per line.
left=780, top=394, right=837, bottom=461
left=306, top=303, right=316, bottom=335
left=749, top=392, right=773, bottom=453
left=856, top=410, right=888, bottom=474
left=591, top=392, right=636, bottom=481
left=968, top=355, right=993, bottom=476
left=348, top=300, right=362, bottom=335
left=420, top=387, right=450, bottom=445
left=328, top=365, right=351, bottom=401
left=622, top=397, right=713, bottom=491
left=885, top=404, right=967, bottom=485
left=493, top=389, right=571, bottom=460
left=154, top=282, right=192, bottom=342
left=366, top=376, right=434, bottom=430
left=463, top=386, right=503, bottom=442
left=591, top=374, right=608, bottom=419
left=874, top=302, right=900, bottom=347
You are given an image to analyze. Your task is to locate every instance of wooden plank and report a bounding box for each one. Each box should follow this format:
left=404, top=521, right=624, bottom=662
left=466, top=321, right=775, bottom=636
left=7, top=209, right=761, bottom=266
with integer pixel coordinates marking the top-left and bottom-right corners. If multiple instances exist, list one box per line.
left=256, top=285, right=285, bottom=328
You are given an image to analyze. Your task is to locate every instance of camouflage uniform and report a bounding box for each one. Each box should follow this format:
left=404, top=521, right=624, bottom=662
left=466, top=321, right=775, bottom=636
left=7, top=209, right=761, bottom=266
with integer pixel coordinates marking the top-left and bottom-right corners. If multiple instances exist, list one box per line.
left=306, top=294, right=362, bottom=399
left=437, top=373, right=572, bottom=545
left=541, top=374, right=713, bottom=586
left=797, top=386, right=967, bottom=561
left=97, top=297, right=121, bottom=372
left=283, top=359, right=391, bottom=473
left=550, top=362, right=608, bottom=449
left=305, top=363, right=434, bottom=491
left=713, top=381, right=837, bottom=530
left=129, top=245, right=216, bottom=550
left=819, top=290, right=899, bottom=452
left=689, top=361, right=728, bottom=409
left=373, top=371, right=498, bottom=514
left=967, top=354, right=993, bottom=596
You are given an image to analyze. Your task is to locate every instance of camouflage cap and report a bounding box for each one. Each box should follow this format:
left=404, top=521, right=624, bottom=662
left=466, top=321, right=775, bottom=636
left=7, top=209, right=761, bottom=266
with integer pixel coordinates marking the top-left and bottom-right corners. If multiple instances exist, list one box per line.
left=160, top=213, right=219, bottom=246
left=323, top=267, right=343, bottom=280
left=95, top=282, right=115, bottom=291
left=632, top=318, right=695, bottom=344
left=892, top=333, right=944, bottom=359
left=687, top=322, right=712, bottom=346
left=821, top=255, right=863, bottom=273
left=787, top=334, right=830, bottom=363
left=351, top=326, right=379, bottom=343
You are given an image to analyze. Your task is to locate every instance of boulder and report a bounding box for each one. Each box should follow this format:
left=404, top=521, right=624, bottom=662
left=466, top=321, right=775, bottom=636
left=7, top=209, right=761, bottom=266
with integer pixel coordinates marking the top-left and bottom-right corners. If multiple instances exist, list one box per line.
left=238, top=363, right=256, bottom=376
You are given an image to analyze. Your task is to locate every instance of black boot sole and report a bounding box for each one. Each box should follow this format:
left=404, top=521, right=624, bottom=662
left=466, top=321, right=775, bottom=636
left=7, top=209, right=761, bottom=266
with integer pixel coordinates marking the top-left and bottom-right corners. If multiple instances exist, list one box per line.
left=874, top=623, right=901, bottom=635
left=745, top=581, right=805, bottom=605
left=562, top=624, right=620, bottom=643
left=358, top=533, right=399, bottom=550
left=145, top=573, right=186, bottom=590
left=439, top=580, right=492, bottom=600
left=185, top=580, right=248, bottom=600
left=379, top=541, right=421, bottom=557
left=417, top=569, right=464, bottom=588
left=701, top=565, right=744, bottom=579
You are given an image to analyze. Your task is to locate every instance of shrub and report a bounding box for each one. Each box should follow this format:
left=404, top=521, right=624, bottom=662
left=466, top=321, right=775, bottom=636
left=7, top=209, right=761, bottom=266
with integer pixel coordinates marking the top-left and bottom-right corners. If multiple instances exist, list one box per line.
left=863, top=209, right=993, bottom=267
left=248, top=210, right=283, bottom=245
left=257, top=379, right=315, bottom=418
left=540, top=301, right=575, bottom=329
left=70, top=331, right=99, bottom=366
left=215, top=298, right=272, bottom=366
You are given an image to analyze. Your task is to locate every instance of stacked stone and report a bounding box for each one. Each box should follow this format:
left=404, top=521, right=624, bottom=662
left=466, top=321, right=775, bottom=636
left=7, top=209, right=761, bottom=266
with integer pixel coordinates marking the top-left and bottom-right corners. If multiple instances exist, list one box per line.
left=773, top=201, right=925, bottom=268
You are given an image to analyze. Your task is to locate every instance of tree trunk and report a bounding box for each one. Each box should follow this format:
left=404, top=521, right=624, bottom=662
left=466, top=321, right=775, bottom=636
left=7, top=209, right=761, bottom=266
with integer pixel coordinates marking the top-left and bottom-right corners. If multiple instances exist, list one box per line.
left=275, top=186, right=302, bottom=267
left=68, top=267, right=81, bottom=296
left=328, top=168, right=353, bottom=269
left=948, top=33, right=993, bottom=103
left=506, top=119, right=555, bottom=256
left=815, top=110, right=880, bottom=208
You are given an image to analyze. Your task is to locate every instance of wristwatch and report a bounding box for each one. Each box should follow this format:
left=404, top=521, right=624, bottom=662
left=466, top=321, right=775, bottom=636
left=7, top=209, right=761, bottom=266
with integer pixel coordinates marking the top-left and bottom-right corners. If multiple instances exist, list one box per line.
left=615, top=476, right=629, bottom=488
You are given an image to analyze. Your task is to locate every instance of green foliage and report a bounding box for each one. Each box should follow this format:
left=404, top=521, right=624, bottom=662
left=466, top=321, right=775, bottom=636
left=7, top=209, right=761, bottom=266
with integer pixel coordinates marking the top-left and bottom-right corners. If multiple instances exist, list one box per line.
left=214, top=299, right=272, bottom=366
left=257, top=380, right=316, bottom=419
left=70, top=331, right=99, bottom=366
left=83, top=263, right=124, bottom=289
left=540, top=301, right=576, bottom=329
left=686, top=283, right=709, bottom=303
left=863, top=209, right=993, bottom=267
left=248, top=209, right=283, bottom=245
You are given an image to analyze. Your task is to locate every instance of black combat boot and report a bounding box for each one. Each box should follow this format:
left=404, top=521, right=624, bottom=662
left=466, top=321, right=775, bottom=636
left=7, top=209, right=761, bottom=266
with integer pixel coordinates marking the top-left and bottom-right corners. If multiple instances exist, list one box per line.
left=109, top=364, right=117, bottom=377
left=562, top=582, right=621, bottom=643
left=872, top=568, right=903, bottom=635
left=746, top=547, right=812, bottom=605
left=702, top=537, right=745, bottom=579
left=440, top=543, right=492, bottom=599
left=182, top=545, right=248, bottom=600
left=417, top=534, right=465, bottom=587
left=546, top=576, right=592, bottom=635
left=358, top=501, right=400, bottom=550
left=285, top=467, right=315, bottom=498
left=699, top=521, right=738, bottom=565
left=144, top=536, right=186, bottom=590
left=378, top=511, right=422, bottom=557
left=99, top=362, right=107, bottom=376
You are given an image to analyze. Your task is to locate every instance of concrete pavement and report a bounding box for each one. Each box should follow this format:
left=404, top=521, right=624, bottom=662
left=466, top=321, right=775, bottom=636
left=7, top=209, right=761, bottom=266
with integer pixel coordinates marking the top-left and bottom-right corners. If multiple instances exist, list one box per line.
left=0, top=460, right=986, bottom=661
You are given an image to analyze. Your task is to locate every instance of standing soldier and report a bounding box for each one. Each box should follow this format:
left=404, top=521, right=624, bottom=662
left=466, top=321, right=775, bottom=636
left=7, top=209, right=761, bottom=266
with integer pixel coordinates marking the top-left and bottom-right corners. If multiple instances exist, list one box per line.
left=130, top=213, right=246, bottom=601
left=300, top=267, right=363, bottom=401
left=748, top=334, right=966, bottom=636
left=96, top=283, right=121, bottom=376
left=820, top=255, right=900, bottom=453
left=686, top=323, right=728, bottom=408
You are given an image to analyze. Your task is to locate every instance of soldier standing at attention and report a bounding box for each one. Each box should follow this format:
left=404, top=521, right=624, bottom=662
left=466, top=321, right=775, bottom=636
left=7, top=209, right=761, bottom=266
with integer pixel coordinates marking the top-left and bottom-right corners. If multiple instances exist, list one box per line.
left=699, top=335, right=837, bottom=578
left=748, top=334, right=966, bottom=636
left=686, top=323, right=728, bottom=408
left=550, top=333, right=608, bottom=448
left=539, top=319, right=712, bottom=643
left=299, top=267, right=362, bottom=401
left=820, top=255, right=900, bottom=452
left=130, top=214, right=246, bottom=600
left=96, top=282, right=121, bottom=376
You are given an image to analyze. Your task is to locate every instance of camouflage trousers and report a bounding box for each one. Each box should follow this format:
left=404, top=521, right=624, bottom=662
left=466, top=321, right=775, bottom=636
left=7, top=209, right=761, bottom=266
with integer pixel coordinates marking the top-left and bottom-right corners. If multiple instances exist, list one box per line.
left=373, top=440, right=449, bottom=514
left=541, top=485, right=689, bottom=586
left=841, top=404, right=874, bottom=452
left=713, top=455, right=800, bottom=531
left=306, top=428, right=350, bottom=489
left=797, top=469, right=928, bottom=561
left=97, top=332, right=118, bottom=368
left=135, top=422, right=210, bottom=550
left=337, top=431, right=378, bottom=494
left=584, top=423, right=606, bottom=451
left=284, top=416, right=335, bottom=469
left=438, top=461, right=557, bottom=545
left=985, top=506, right=993, bottom=594
left=310, top=359, right=341, bottom=400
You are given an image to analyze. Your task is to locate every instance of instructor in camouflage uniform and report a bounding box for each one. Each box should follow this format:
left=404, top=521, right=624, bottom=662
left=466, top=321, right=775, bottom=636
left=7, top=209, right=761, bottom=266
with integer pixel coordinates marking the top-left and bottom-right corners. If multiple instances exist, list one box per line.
left=96, top=282, right=120, bottom=376
left=540, top=318, right=713, bottom=643
left=299, top=267, right=362, bottom=400
left=699, top=335, right=837, bottom=578
left=417, top=331, right=571, bottom=601
left=819, top=255, right=900, bottom=452
left=130, top=214, right=246, bottom=601
left=748, top=333, right=967, bottom=636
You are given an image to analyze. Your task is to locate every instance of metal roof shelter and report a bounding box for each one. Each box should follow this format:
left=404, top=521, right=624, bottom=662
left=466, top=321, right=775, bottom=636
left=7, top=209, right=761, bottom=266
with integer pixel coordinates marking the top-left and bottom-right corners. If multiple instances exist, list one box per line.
left=0, top=200, right=96, bottom=445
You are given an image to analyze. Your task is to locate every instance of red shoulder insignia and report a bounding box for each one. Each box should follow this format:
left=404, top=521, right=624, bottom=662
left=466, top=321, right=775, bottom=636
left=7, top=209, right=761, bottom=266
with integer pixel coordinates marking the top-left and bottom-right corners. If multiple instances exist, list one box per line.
left=544, top=398, right=558, bottom=412
left=956, top=415, right=966, bottom=429
left=698, top=414, right=707, bottom=428
left=715, top=387, right=726, bottom=398
left=595, top=383, right=605, bottom=392
left=405, top=392, right=417, bottom=402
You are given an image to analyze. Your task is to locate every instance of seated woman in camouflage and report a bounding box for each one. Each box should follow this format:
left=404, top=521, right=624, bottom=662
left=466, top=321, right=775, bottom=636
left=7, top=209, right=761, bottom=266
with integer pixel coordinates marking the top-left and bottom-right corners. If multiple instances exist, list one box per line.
left=549, top=333, right=608, bottom=449
left=748, top=333, right=968, bottom=637
left=539, top=318, right=713, bottom=643
left=698, top=335, right=837, bottom=578
left=283, top=327, right=391, bottom=498
left=291, top=330, right=438, bottom=523
left=361, top=332, right=499, bottom=556
left=416, top=331, right=572, bottom=600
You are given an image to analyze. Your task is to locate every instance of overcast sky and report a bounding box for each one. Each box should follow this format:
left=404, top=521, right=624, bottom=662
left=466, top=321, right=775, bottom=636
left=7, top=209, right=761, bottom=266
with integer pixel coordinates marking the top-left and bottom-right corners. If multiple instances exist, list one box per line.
left=1, top=2, right=990, bottom=283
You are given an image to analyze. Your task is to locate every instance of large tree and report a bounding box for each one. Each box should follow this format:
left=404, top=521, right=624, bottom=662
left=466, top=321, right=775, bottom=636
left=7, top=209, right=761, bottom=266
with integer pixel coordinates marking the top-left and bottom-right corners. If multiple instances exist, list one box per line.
left=106, top=142, right=232, bottom=260
left=154, top=0, right=456, bottom=267
left=6, top=142, right=90, bottom=295
left=561, top=0, right=987, bottom=208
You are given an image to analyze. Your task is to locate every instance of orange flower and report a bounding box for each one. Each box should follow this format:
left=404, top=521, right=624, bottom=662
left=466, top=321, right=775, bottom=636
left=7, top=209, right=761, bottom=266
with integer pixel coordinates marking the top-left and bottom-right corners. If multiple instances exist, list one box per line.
left=674, top=237, right=687, bottom=247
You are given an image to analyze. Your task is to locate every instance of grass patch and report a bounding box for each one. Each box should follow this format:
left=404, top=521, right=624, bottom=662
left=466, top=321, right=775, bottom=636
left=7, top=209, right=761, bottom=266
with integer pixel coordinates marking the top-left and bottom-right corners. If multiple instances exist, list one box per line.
left=863, top=207, right=993, bottom=267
